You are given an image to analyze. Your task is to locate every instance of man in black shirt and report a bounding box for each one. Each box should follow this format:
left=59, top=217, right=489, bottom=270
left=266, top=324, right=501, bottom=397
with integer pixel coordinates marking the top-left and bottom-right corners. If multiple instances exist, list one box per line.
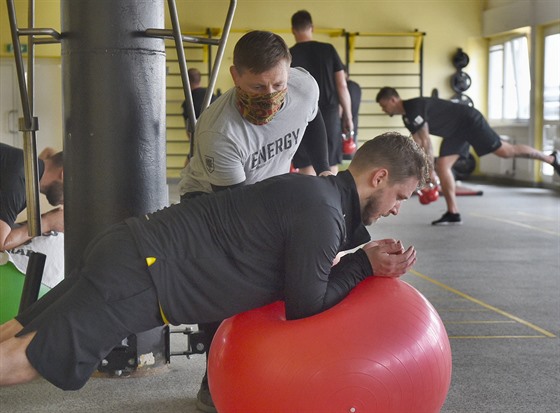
left=376, top=87, right=560, bottom=225
left=0, top=143, right=64, bottom=251
left=181, top=68, right=217, bottom=121
left=0, top=132, right=428, bottom=391
left=290, top=10, right=353, bottom=174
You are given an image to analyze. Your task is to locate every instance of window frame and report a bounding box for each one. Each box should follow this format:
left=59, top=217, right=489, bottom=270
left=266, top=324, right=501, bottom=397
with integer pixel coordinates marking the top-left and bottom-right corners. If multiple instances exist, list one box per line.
left=487, top=33, right=532, bottom=125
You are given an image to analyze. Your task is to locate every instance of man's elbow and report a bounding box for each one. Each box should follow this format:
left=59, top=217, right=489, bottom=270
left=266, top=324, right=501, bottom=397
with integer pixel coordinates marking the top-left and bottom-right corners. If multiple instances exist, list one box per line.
left=0, top=236, right=13, bottom=252
left=0, top=223, right=12, bottom=252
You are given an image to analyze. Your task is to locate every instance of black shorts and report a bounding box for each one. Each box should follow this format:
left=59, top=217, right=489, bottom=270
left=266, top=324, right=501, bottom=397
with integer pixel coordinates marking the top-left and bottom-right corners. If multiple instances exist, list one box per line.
left=15, top=223, right=163, bottom=390
left=439, top=115, right=502, bottom=158
left=292, top=105, right=342, bottom=168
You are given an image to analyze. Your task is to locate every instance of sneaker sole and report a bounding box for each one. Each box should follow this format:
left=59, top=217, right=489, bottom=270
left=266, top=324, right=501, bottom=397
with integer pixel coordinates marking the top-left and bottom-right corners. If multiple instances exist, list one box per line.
left=432, top=221, right=463, bottom=226
left=196, top=400, right=218, bottom=413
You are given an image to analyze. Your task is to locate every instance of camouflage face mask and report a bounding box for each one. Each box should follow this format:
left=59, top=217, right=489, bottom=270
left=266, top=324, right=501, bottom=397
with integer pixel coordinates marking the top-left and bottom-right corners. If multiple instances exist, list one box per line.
left=236, top=87, right=287, bottom=125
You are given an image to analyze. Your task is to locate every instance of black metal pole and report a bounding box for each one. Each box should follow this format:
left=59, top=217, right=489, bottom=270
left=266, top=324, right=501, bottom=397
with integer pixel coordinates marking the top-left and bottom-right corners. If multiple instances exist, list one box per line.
left=61, top=0, right=168, bottom=376
left=6, top=0, right=42, bottom=236
left=61, top=0, right=167, bottom=273
left=18, top=252, right=46, bottom=314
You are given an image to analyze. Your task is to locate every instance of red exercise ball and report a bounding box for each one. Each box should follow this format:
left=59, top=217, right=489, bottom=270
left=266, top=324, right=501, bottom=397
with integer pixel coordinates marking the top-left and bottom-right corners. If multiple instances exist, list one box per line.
left=209, top=277, right=452, bottom=413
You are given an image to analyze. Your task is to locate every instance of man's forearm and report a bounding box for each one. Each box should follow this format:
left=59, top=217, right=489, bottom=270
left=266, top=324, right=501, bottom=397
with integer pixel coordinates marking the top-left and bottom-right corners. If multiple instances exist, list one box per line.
left=0, top=223, right=33, bottom=251
left=0, top=209, right=64, bottom=251
left=335, top=71, right=354, bottom=134
left=413, top=128, right=435, bottom=172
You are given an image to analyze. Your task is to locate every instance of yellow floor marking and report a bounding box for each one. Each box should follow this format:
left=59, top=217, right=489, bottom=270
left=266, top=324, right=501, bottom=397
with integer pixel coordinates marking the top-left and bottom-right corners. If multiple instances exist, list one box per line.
left=410, top=270, right=557, bottom=338
left=515, top=211, right=558, bottom=222
left=440, top=309, right=490, bottom=313
left=449, top=335, right=549, bottom=339
left=428, top=298, right=469, bottom=303
left=469, top=212, right=559, bottom=236
left=445, top=320, right=517, bottom=324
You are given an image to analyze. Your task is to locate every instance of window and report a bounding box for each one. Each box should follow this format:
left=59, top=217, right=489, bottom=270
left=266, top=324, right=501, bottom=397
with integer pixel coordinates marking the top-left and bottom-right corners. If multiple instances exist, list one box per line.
left=488, top=36, right=531, bottom=120
left=541, top=30, right=560, bottom=178
left=543, top=33, right=559, bottom=122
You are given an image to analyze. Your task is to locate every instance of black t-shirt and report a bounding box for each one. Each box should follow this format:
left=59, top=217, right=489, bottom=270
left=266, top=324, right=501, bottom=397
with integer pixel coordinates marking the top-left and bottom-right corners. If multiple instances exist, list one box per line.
left=0, top=143, right=45, bottom=227
left=182, top=87, right=217, bottom=120
left=402, top=97, right=482, bottom=139
left=290, top=41, right=345, bottom=109
left=126, top=170, right=372, bottom=325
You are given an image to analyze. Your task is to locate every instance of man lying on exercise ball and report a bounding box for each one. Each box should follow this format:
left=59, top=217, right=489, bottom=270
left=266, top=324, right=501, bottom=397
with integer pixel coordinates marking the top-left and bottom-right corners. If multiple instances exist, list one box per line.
left=0, top=132, right=428, bottom=393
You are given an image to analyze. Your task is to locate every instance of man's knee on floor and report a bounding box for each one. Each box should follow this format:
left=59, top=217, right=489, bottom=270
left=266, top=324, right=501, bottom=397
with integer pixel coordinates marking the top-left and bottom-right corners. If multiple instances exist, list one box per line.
left=0, top=331, right=39, bottom=386
left=0, top=319, right=24, bottom=343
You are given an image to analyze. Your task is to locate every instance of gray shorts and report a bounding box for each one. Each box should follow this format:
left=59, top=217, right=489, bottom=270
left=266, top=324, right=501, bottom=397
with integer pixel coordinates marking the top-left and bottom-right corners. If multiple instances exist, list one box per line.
left=16, top=223, right=163, bottom=390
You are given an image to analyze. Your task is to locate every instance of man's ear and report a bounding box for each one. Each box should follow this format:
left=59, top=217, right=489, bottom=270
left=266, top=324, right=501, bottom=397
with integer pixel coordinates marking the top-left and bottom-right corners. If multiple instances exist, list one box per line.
left=230, top=65, right=239, bottom=85
left=371, top=168, right=388, bottom=188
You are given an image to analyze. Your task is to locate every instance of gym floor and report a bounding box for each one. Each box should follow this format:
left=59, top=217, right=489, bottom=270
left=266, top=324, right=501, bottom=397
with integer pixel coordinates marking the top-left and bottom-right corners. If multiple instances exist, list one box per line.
left=1, top=178, right=558, bottom=412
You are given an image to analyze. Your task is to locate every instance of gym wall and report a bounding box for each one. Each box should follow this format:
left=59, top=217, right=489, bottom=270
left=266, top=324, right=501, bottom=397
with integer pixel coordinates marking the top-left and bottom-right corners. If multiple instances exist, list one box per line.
left=1, top=1, right=558, bottom=182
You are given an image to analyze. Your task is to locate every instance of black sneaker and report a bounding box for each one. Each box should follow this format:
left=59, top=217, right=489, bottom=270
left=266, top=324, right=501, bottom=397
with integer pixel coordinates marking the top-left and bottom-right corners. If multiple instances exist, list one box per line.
left=196, top=377, right=217, bottom=413
left=551, top=151, right=560, bottom=176
left=432, top=212, right=462, bottom=226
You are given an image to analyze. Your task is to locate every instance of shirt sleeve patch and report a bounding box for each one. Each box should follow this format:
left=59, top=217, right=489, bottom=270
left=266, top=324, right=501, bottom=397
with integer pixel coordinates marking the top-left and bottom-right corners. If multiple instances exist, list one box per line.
left=204, top=155, right=215, bottom=173
left=414, top=115, right=424, bottom=126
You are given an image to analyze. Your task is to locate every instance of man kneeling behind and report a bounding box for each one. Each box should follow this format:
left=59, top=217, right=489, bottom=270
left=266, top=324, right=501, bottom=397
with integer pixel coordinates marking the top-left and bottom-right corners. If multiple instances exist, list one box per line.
left=0, top=132, right=428, bottom=391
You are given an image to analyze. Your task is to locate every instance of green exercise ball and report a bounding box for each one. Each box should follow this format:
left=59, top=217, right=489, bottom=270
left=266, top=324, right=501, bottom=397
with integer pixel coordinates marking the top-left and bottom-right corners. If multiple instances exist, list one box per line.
left=0, top=262, right=50, bottom=324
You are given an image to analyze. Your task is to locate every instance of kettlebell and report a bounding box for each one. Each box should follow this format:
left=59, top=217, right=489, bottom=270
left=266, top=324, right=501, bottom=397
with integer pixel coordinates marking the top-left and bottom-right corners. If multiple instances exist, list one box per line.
left=342, top=134, right=357, bottom=155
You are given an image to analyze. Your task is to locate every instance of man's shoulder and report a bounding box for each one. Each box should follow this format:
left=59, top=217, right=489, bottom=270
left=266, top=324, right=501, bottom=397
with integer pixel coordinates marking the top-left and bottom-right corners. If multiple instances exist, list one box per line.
left=289, top=66, right=314, bottom=84
left=291, top=40, right=332, bottom=52
left=311, top=41, right=339, bottom=58
left=0, top=144, right=24, bottom=177
left=192, top=87, right=207, bottom=98
left=0, top=145, right=27, bottom=226
left=288, top=67, right=319, bottom=100
left=281, top=175, right=341, bottom=208
left=259, top=173, right=337, bottom=195
left=0, top=143, right=23, bottom=160
left=403, top=97, right=428, bottom=112
left=406, top=97, right=427, bottom=104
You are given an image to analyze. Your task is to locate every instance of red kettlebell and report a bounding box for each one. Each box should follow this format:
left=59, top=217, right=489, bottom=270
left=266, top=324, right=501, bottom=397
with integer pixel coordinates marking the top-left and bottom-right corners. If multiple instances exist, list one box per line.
left=417, top=186, right=439, bottom=205
left=342, top=134, right=357, bottom=155
left=417, top=188, right=431, bottom=204
left=427, top=187, right=439, bottom=202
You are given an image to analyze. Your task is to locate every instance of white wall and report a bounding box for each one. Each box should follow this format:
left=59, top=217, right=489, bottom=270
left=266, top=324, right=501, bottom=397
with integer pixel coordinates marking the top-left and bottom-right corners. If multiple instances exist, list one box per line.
left=483, top=0, right=560, bottom=36
left=0, top=58, right=63, bottom=152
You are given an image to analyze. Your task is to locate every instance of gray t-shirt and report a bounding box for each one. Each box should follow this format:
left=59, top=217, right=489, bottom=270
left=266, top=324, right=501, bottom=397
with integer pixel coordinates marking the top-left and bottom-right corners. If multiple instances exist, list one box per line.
left=179, top=67, right=320, bottom=195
